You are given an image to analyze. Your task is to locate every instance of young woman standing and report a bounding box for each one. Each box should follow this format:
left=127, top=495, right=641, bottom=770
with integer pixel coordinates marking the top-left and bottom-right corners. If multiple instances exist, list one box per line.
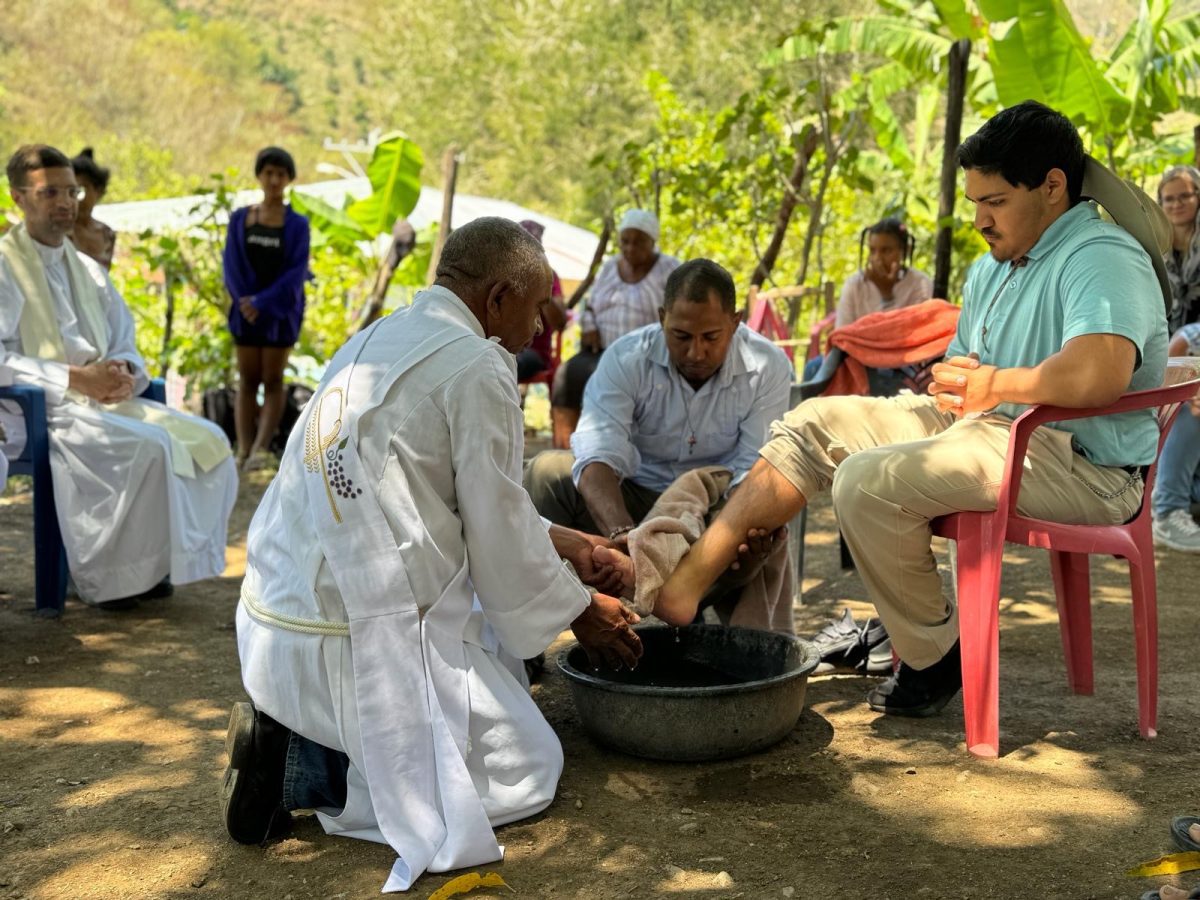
left=222, top=147, right=310, bottom=471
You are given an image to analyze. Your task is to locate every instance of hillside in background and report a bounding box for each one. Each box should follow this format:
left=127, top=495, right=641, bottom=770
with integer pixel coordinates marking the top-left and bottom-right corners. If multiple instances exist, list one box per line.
left=0, top=0, right=1181, bottom=223
left=0, top=0, right=840, bottom=217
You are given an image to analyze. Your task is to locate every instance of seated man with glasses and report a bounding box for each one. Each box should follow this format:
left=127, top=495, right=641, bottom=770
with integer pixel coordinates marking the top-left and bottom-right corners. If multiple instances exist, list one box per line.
left=0, top=144, right=238, bottom=610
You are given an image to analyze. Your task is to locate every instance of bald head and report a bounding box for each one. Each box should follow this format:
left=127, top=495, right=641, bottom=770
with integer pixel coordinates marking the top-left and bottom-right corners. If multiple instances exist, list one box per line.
left=435, top=217, right=550, bottom=297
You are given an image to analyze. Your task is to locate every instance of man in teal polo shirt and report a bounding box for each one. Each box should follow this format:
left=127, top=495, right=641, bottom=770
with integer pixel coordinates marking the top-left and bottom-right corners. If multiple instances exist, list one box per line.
left=652, top=100, right=1168, bottom=718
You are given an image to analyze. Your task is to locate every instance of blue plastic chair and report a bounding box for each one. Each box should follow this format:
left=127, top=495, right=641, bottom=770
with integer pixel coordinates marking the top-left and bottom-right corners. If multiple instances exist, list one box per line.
left=1, top=378, right=166, bottom=617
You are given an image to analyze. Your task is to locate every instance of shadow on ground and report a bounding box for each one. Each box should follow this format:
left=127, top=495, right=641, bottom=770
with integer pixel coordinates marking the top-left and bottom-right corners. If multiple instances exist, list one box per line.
left=1, top=468, right=1198, bottom=899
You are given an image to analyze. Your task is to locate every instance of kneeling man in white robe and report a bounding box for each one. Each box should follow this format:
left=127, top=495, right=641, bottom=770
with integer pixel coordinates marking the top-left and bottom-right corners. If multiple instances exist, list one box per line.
left=0, top=145, right=237, bottom=608
left=226, top=217, right=643, bottom=892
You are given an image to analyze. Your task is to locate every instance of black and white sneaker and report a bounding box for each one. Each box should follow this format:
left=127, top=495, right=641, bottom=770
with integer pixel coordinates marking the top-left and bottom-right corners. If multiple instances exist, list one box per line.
left=810, top=609, right=892, bottom=675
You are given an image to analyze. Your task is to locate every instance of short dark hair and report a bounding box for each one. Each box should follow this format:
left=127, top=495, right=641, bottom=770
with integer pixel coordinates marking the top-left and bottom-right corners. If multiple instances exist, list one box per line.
left=956, top=100, right=1085, bottom=204
left=436, top=217, right=548, bottom=295
left=71, top=147, right=111, bottom=193
left=663, top=258, right=737, bottom=314
left=255, top=146, right=296, bottom=180
left=6, top=144, right=72, bottom=189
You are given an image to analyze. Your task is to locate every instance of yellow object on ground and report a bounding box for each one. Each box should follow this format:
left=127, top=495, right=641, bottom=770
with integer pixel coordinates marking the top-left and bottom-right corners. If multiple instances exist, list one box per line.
left=1127, top=851, right=1200, bottom=877
left=427, top=872, right=512, bottom=899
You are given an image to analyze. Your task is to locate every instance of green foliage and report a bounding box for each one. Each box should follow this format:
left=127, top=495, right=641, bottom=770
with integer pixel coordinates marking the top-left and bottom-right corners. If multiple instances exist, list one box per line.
left=108, top=128, right=431, bottom=397
left=345, top=134, right=424, bottom=236
left=116, top=174, right=238, bottom=396
left=291, top=133, right=424, bottom=252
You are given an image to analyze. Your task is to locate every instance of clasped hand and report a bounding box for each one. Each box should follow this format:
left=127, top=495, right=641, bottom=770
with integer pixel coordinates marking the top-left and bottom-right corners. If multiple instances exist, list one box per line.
left=927, top=354, right=1001, bottom=417
left=72, top=359, right=135, bottom=404
left=865, top=258, right=901, bottom=294
left=239, top=296, right=259, bottom=324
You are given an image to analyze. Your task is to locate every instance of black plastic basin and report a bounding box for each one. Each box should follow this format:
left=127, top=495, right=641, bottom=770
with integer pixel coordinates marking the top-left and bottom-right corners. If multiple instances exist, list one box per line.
left=557, top=624, right=819, bottom=762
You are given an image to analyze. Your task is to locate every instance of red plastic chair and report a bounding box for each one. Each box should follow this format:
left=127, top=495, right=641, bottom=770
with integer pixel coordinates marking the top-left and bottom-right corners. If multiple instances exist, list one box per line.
left=747, top=294, right=795, bottom=362
left=931, top=360, right=1200, bottom=759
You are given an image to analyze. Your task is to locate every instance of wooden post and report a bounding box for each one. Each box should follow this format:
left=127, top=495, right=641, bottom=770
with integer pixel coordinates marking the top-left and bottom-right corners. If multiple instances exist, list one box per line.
left=160, top=265, right=175, bottom=376
left=934, top=39, right=970, bottom=300
left=425, top=145, right=459, bottom=285
left=1193, top=124, right=1200, bottom=166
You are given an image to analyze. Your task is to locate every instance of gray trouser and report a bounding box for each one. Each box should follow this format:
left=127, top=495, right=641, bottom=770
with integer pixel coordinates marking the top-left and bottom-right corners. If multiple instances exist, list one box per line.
left=523, top=449, right=660, bottom=533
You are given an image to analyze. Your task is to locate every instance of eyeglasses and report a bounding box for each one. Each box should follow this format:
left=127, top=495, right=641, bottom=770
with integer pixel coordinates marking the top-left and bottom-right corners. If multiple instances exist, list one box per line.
left=1162, top=192, right=1198, bottom=206
left=15, top=185, right=85, bottom=203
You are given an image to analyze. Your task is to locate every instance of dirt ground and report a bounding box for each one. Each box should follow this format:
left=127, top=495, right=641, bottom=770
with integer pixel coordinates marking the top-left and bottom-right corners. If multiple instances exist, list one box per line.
left=2, top=459, right=1199, bottom=900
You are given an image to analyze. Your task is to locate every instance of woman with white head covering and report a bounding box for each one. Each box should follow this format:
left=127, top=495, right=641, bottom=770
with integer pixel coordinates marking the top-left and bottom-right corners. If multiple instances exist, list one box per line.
left=550, top=208, right=680, bottom=446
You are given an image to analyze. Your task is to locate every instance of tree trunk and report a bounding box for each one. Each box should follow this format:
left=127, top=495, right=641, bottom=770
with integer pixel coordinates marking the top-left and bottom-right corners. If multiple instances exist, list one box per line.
left=160, top=266, right=175, bottom=376
left=750, top=127, right=820, bottom=290
left=795, top=138, right=834, bottom=289
left=1193, top=123, right=1200, bottom=166
left=425, top=145, right=459, bottom=285
left=566, top=215, right=614, bottom=310
left=934, top=39, right=970, bottom=300
left=355, top=219, right=418, bottom=332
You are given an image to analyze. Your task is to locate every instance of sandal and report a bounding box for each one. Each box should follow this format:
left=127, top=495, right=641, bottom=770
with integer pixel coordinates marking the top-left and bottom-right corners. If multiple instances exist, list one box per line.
left=1173, top=816, right=1200, bottom=853
left=240, top=451, right=276, bottom=474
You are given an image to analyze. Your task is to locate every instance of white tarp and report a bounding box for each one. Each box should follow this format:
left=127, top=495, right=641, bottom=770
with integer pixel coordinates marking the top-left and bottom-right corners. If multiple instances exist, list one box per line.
left=94, top=180, right=601, bottom=281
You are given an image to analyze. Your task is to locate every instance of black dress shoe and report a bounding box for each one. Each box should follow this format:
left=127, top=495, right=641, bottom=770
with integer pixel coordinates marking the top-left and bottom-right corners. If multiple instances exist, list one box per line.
left=866, top=641, right=962, bottom=717
left=221, top=702, right=293, bottom=844
left=141, top=577, right=174, bottom=601
left=95, top=596, right=141, bottom=611
left=94, top=578, right=174, bottom=611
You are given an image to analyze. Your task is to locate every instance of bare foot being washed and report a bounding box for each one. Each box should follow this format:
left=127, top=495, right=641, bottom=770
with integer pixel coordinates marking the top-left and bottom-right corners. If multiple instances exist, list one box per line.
left=593, top=524, right=788, bottom=606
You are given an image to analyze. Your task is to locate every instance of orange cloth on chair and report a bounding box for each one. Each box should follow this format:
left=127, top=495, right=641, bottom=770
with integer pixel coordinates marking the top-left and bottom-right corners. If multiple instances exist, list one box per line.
left=823, top=298, right=961, bottom=397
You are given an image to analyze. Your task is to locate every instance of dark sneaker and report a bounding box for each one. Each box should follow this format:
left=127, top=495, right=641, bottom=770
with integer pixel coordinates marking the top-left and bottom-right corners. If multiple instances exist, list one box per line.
left=866, top=642, right=962, bottom=717
left=221, top=702, right=293, bottom=844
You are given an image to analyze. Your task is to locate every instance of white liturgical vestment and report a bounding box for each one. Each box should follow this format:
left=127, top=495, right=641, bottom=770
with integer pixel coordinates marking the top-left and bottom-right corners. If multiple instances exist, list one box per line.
left=0, top=226, right=237, bottom=603
left=237, top=286, right=591, bottom=892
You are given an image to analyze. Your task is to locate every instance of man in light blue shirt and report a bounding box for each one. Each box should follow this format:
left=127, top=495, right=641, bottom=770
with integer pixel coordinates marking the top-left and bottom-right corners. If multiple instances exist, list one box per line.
left=525, top=258, right=793, bottom=543
left=655, top=101, right=1168, bottom=724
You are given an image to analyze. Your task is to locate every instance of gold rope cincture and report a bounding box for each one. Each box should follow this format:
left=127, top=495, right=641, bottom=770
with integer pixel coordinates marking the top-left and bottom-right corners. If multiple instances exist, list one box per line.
left=240, top=584, right=350, bottom=637
left=303, top=386, right=347, bottom=524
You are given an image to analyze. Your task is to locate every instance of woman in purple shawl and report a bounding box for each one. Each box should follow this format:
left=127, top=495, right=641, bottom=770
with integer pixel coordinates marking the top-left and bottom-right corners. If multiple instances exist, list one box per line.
left=222, top=146, right=310, bottom=471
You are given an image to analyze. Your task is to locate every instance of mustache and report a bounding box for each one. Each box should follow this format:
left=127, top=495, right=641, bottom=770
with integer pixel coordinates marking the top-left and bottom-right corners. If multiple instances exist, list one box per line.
left=981, top=228, right=1000, bottom=239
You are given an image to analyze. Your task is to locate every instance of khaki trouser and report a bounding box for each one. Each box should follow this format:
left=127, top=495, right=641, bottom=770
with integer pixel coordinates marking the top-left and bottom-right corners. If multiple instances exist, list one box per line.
left=523, top=450, right=662, bottom=533
left=760, top=393, right=1144, bottom=668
